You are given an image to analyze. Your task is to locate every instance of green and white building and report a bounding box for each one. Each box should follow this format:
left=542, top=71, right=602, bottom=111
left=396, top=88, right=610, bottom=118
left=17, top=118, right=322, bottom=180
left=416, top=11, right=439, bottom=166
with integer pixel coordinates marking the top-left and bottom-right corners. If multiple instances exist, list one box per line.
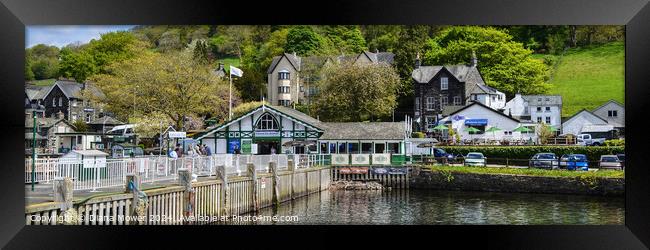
left=194, top=104, right=411, bottom=165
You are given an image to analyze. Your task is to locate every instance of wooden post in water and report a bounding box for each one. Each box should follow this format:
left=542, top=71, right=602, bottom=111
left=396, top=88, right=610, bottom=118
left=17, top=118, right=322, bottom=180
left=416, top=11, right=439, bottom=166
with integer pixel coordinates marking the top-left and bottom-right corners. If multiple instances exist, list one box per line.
left=125, top=173, right=141, bottom=224
left=178, top=168, right=194, bottom=224
left=270, top=161, right=280, bottom=208
left=216, top=165, right=229, bottom=216
left=287, top=159, right=295, bottom=200
left=247, top=162, right=259, bottom=212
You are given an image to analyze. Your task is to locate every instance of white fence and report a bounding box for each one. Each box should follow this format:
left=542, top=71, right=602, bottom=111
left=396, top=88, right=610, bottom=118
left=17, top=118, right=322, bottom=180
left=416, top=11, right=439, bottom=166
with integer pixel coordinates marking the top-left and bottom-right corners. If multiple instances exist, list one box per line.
left=25, top=154, right=317, bottom=191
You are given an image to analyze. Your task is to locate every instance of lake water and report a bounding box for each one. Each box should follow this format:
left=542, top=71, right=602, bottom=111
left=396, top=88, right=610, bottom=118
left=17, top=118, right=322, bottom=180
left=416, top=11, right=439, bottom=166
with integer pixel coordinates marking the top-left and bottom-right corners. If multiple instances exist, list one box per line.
left=236, top=189, right=624, bottom=225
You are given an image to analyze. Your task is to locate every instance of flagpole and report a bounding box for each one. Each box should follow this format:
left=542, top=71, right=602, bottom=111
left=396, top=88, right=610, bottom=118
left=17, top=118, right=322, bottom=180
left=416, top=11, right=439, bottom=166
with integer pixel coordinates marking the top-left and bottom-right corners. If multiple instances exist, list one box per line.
left=229, top=66, right=232, bottom=120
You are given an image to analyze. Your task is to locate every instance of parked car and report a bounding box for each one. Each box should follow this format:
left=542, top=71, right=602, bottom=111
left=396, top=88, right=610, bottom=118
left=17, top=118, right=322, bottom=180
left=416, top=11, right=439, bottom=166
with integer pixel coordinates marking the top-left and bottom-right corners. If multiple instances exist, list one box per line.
left=599, top=155, right=623, bottom=170
left=565, top=154, right=589, bottom=171
left=433, top=148, right=458, bottom=163
left=616, top=154, right=625, bottom=169
left=559, top=154, right=570, bottom=168
left=464, top=152, right=486, bottom=167
left=529, top=153, right=559, bottom=169
left=577, top=134, right=606, bottom=146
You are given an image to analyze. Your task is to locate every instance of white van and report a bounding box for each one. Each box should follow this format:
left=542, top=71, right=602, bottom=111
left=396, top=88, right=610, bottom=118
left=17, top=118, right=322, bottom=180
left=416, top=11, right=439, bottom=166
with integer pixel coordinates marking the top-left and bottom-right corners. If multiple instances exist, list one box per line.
left=107, top=124, right=136, bottom=137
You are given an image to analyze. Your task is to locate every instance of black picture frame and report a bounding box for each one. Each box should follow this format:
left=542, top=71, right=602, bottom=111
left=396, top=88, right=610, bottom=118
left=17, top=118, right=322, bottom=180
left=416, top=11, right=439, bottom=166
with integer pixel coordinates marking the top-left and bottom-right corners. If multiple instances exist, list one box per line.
left=1, top=0, right=649, bottom=248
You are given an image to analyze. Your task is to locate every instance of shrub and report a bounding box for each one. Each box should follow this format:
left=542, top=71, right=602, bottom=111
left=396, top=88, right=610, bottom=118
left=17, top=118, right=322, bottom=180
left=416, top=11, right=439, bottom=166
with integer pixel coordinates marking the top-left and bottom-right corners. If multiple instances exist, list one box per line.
left=412, top=132, right=425, bottom=138
left=604, top=139, right=625, bottom=147
left=438, top=145, right=625, bottom=162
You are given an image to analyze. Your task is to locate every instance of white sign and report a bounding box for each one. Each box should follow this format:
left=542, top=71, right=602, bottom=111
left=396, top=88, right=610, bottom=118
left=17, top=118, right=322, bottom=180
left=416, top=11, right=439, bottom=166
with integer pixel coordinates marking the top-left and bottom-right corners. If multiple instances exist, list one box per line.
left=254, top=131, right=280, bottom=137
left=168, top=131, right=187, bottom=138
left=331, top=154, right=350, bottom=166
left=351, top=154, right=371, bottom=165
left=251, top=144, right=258, bottom=154
left=371, top=153, right=391, bottom=165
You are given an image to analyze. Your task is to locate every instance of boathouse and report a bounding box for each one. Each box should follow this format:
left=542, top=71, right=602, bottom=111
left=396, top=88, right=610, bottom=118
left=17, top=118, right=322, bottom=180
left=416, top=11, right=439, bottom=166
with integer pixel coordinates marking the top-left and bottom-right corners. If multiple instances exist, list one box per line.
left=194, top=104, right=410, bottom=161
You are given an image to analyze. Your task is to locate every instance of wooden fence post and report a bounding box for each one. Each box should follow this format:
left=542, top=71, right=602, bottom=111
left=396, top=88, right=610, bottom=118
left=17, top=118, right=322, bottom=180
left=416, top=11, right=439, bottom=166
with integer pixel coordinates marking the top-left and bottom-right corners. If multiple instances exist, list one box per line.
left=247, top=162, right=259, bottom=212
left=178, top=168, right=194, bottom=224
left=287, top=159, right=295, bottom=200
left=125, top=173, right=141, bottom=224
left=216, top=165, right=229, bottom=216
left=54, top=177, right=76, bottom=224
left=270, top=161, right=280, bottom=208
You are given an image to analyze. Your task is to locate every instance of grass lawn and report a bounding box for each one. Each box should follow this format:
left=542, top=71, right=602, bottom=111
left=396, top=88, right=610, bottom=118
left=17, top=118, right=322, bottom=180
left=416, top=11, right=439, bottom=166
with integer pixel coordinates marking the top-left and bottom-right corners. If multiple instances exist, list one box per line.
left=217, top=57, right=240, bottom=69
left=423, top=165, right=624, bottom=179
left=538, top=41, right=624, bottom=117
left=27, top=79, right=56, bottom=86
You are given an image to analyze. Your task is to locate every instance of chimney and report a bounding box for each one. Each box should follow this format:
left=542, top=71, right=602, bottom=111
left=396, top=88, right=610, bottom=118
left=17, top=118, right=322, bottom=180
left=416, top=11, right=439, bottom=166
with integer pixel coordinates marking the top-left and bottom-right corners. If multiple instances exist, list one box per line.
left=375, top=48, right=379, bottom=54
left=293, top=51, right=297, bottom=58
left=218, top=63, right=224, bottom=70
left=471, top=50, right=478, bottom=67
left=55, top=111, right=64, bottom=120
left=81, top=81, right=87, bottom=91
left=415, top=52, right=421, bottom=69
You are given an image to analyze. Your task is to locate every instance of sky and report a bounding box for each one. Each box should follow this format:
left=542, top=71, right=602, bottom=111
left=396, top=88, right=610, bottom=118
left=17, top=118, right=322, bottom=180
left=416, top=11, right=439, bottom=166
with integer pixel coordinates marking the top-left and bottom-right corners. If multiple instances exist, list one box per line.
left=26, top=25, right=136, bottom=48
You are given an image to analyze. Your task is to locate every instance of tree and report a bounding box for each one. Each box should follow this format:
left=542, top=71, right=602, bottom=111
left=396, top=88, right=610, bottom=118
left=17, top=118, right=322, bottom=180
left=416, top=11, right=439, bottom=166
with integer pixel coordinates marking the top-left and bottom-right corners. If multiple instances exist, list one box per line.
left=424, top=26, right=550, bottom=98
left=191, top=39, right=210, bottom=64
left=25, top=44, right=61, bottom=80
left=232, top=101, right=267, bottom=118
left=284, top=26, right=327, bottom=56
left=72, top=119, right=89, bottom=132
left=321, top=26, right=368, bottom=54
left=362, top=25, right=402, bottom=52
left=58, top=49, right=97, bottom=82
left=312, top=61, right=400, bottom=122
left=536, top=122, right=554, bottom=144
left=25, top=56, right=35, bottom=81
left=90, top=51, right=238, bottom=130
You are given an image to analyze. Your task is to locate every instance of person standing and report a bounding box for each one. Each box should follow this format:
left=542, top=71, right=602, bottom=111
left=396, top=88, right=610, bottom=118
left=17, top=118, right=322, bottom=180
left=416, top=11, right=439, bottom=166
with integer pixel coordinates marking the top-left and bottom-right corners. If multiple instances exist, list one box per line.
left=174, top=143, right=183, bottom=158
left=204, top=145, right=212, bottom=156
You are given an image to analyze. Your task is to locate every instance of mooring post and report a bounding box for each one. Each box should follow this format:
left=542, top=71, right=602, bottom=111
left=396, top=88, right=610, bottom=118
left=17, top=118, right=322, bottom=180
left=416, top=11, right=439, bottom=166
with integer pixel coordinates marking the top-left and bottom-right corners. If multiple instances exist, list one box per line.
left=53, top=177, right=75, bottom=224
left=247, top=162, right=259, bottom=212
left=270, top=161, right=280, bottom=208
left=178, top=168, right=194, bottom=224
left=216, top=165, right=229, bottom=216
left=125, top=173, right=142, bottom=224
left=287, top=159, right=295, bottom=200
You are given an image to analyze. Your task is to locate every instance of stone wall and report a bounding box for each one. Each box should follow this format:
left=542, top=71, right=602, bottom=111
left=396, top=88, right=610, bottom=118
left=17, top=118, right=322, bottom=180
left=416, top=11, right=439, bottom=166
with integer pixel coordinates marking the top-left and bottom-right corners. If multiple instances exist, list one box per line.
left=410, top=169, right=624, bottom=196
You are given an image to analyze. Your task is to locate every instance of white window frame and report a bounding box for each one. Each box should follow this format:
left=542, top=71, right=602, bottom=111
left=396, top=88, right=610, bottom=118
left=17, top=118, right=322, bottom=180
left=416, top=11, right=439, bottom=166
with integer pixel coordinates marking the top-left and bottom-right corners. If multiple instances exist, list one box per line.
left=441, top=96, right=448, bottom=106
left=59, top=97, right=62, bottom=107
left=453, top=96, right=461, bottom=106
left=440, top=77, right=448, bottom=90
left=537, top=117, right=542, bottom=123
left=426, top=97, right=435, bottom=111
left=545, top=116, right=551, bottom=124
left=256, top=113, right=279, bottom=130
left=415, top=97, right=420, bottom=110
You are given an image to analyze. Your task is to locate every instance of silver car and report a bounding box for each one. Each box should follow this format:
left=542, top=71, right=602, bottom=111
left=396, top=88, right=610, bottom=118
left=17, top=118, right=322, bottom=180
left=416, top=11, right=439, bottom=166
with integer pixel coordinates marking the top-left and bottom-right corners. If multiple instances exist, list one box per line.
left=599, top=155, right=623, bottom=170
left=529, top=153, right=559, bottom=169
left=464, top=152, right=486, bottom=167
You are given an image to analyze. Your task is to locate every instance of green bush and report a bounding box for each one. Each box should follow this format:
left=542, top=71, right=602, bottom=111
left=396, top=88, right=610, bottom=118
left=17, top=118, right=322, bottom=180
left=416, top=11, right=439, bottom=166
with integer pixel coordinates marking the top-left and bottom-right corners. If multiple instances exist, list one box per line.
left=438, top=145, right=624, bottom=162
left=412, top=132, right=425, bottom=138
left=604, top=139, right=625, bottom=147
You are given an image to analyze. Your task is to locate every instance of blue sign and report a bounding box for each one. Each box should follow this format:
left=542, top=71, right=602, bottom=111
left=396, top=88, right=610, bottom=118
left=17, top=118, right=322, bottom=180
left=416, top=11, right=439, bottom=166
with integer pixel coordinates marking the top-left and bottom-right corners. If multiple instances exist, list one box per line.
left=227, top=139, right=241, bottom=153
left=388, top=168, right=408, bottom=175
left=452, top=115, right=465, bottom=121
left=371, top=167, right=389, bottom=175
left=464, top=119, right=488, bottom=126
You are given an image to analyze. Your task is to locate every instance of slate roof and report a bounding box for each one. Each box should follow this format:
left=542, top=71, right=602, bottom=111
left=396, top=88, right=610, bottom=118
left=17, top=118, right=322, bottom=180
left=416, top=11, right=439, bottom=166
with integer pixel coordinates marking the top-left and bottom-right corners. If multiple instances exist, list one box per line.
left=88, top=116, right=124, bottom=125
left=319, top=122, right=405, bottom=140
left=42, top=80, right=105, bottom=100
left=267, top=52, right=395, bottom=74
left=522, top=95, right=563, bottom=106
left=412, top=64, right=489, bottom=98
left=592, top=99, right=624, bottom=112
left=446, top=101, right=521, bottom=123
left=25, top=84, right=50, bottom=100
left=267, top=105, right=323, bottom=129
left=358, top=51, right=395, bottom=64
left=25, top=116, right=73, bottom=129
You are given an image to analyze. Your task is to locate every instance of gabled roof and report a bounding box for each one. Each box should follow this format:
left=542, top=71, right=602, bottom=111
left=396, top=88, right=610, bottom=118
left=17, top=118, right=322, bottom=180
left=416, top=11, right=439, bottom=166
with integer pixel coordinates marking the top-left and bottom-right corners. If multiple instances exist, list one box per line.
left=194, top=104, right=324, bottom=140
left=357, top=51, right=395, bottom=64
left=563, top=109, right=609, bottom=125
left=447, top=101, right=521, bottom=123
left=25, top=85, right=50, bottom=100
left=25, top=116, right=74, bottom=129
left=87, top=116, right=124, bottom=125
left=522, top=95, right=563, bottom=106
left=592, top=99, right=624, bottom=112
left=267, top=53, right=301, bottom=74
left=42, top=80, right=104, bottom=100
left=319, top=122, right=405, bottom=140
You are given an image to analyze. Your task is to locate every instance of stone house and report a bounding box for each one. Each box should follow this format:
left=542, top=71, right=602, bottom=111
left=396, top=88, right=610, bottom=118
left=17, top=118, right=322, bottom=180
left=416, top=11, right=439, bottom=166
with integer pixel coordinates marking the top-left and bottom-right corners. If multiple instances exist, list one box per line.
left=40, top=79, right=105, bottom=122
left=503, top=93, right=563, bottom=128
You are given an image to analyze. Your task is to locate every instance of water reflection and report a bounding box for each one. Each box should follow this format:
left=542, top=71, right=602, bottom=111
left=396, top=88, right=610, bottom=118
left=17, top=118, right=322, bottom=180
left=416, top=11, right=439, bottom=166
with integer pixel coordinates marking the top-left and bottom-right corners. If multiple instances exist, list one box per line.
left=239, top=190, right=624, bottom=225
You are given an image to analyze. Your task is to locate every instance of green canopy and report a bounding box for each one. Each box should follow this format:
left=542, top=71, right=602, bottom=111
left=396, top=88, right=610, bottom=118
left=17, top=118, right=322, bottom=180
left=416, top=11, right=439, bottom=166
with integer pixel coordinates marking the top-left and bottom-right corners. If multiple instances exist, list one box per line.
left=548, top=126, right=559, bottom=132
left=464, top=127, right=481, bottom=133
left=485, top=126, right=501, bottom=133
left=432, top=124, right=449, bottom=130
left=513, top=126, right=533, bottom=132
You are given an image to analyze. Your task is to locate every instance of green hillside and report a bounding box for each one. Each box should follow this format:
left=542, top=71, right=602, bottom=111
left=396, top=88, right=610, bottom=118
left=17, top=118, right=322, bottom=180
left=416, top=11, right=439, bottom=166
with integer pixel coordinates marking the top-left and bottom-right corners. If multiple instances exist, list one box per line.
left=539, top=41, right=624, bottom=117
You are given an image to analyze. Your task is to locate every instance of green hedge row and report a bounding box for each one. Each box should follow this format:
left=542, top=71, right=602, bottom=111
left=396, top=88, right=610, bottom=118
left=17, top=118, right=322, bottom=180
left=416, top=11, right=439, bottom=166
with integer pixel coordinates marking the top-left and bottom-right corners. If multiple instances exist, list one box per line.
left=438, top=146, right=625, bottom=161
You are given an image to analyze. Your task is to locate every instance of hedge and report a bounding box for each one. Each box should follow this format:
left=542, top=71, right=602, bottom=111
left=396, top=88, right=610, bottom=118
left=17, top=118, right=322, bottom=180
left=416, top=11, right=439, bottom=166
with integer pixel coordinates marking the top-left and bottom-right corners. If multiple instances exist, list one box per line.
left=438, top=146, right=625, bottom=162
